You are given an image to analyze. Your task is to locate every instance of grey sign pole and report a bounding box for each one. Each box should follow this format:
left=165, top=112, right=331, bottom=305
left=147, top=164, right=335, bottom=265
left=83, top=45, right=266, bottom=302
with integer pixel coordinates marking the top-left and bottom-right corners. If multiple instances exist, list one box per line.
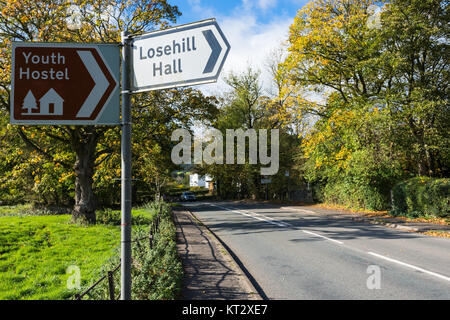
left=120, top=31, right=132, bottom=300
left=118, top=19, right=229, bottom=299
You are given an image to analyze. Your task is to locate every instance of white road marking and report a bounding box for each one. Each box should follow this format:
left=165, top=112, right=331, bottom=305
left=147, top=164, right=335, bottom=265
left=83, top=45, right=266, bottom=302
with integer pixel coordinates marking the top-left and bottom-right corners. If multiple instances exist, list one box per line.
left=210, top=204, right=289, bottom=227
left=232, top=207, right=294, bottom=227
left=209, top=204, right=345, bottom=245
left=202, top=202, right=450, bottom=284
left=368, top=252, right=450, bottom=282
left=302, top=230, right=344, bottom=245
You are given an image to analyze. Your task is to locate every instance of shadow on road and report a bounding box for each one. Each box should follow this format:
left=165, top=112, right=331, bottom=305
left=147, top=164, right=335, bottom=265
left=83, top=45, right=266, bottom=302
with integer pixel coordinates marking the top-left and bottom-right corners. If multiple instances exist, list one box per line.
left=186, top=202, right=423, bottom=242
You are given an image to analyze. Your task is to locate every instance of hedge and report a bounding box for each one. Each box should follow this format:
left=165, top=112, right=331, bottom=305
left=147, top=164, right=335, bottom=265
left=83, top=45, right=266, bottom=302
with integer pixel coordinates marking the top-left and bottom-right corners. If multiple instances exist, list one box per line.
left=82, top=201, right=183, bottom=300
left=322, top=180, right=390, bottom=211
left=391, top=177, right=450, bottom=218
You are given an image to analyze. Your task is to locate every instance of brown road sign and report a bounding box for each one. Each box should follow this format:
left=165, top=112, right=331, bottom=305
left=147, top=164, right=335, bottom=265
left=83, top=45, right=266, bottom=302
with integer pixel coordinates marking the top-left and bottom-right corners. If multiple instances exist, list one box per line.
left=11, top=43, right=119, bottom=125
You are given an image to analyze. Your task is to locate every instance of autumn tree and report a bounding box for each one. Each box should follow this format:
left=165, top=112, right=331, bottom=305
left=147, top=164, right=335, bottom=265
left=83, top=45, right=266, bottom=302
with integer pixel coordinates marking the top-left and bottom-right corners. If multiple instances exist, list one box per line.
left=75, top=87, right=218, bottom=207
left=279, top=0, right=449, bottom=209
left=378, top=0, right=449, bottom=176
left=0, top=0, right=181, bottom=222
left=131, top=88, right=218, bottom=202
left=202, top=67, right=300, bottom=200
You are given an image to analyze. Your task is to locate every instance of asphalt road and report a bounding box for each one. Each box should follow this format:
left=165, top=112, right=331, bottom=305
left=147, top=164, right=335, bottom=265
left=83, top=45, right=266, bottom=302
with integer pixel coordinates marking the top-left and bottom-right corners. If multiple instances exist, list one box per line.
left=182, top=201, right=450, bottom=300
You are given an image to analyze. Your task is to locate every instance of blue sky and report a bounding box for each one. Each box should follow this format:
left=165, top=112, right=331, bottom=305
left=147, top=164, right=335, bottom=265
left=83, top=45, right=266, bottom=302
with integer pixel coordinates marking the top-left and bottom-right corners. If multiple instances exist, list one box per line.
left=168, top=0, right=309, bottom=94
left=171, top=0, right=305, bottom=25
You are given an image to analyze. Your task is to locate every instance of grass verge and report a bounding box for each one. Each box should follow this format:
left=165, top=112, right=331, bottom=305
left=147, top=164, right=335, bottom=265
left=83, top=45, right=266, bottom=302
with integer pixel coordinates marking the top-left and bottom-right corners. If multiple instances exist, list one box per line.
left=421, top=230, right=450, bottom=239
left=0, top=201, right=182, bottom=300
left=311, top=202, right=449, bottom=226
left=0, top=214, right=119, bottom=300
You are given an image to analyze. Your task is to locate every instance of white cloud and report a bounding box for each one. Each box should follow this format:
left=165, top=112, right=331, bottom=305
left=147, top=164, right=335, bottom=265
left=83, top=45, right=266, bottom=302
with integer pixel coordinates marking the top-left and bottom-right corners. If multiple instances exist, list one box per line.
left=187, top=0, right=215, bottom=17
left=258, top=0, right=278, bottom=11
left=217, top=16, right=290, bottom=91
left=241, top=0, right=277, bottom=11
left=190, top=2, right=294, bottom=96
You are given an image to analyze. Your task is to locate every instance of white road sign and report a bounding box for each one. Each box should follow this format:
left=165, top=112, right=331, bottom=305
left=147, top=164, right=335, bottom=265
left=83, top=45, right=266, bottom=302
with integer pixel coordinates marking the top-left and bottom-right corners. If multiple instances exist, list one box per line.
left=131, top=19, right=230, bottom=92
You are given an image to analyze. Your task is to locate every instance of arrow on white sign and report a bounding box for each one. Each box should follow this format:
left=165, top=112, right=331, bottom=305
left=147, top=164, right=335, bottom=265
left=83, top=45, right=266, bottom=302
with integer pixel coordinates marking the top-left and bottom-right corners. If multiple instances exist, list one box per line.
left=131, top=19, right=230, bottom=92
left=202, top=29, right=222, bottom=74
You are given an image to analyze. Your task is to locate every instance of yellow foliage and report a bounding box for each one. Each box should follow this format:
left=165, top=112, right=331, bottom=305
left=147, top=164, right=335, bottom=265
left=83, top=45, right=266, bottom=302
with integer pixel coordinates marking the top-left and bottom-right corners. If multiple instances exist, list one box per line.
left=275, top=0, right=381, bottom=130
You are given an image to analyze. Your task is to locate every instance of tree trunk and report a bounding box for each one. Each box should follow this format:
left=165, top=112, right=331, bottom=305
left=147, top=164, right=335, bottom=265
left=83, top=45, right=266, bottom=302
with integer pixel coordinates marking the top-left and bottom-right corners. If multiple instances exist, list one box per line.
left=71, top=128, right=99, bottom=224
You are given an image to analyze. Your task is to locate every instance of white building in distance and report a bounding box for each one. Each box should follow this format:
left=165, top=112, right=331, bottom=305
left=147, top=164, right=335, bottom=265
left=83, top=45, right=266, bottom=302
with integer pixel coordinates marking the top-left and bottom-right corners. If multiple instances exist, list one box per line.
left=189, top=174, right=213, bottom=189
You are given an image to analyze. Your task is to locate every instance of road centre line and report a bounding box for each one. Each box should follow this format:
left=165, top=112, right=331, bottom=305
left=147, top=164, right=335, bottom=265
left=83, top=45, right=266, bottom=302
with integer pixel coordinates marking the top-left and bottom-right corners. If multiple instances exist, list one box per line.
left=302, top=230, right=344, bottom=245
left=203, top=202, right=450, bottom=283
left=209, top=204, right=344, bottom=246
left=231, top=206, right=343, bottom=244
left=230, top=207, right=294, bottom=227
left=368, top=252, right=450, bottom=282
left=209, top=204, right=289, bottom=227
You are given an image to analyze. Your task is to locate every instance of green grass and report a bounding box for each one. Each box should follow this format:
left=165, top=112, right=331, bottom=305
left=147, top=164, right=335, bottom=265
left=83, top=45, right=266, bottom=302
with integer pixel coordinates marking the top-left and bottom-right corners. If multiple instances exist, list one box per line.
left=0, top=214, right=120, bottom=300
left=0, top=205, right=158, bottom=300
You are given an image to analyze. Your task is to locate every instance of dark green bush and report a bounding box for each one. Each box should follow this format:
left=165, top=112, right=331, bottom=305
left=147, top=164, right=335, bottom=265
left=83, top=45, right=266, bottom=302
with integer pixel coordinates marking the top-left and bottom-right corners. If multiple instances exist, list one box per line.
left=391, top=177, right=450, bottom=218
left=95, top=209, right=122, bottom=225
left=311, top=149, right=403, bottom=211
left=322, top=180, right=389, bottom=211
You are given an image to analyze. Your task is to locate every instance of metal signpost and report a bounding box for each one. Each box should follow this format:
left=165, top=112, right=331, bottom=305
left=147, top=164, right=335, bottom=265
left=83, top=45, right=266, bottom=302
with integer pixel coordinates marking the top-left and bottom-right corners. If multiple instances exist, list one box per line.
left=119, top=18, right=229, bottom=300
left=10, top=18, right=229, bottom=300
left=120, top=31, right=133, bottom=300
